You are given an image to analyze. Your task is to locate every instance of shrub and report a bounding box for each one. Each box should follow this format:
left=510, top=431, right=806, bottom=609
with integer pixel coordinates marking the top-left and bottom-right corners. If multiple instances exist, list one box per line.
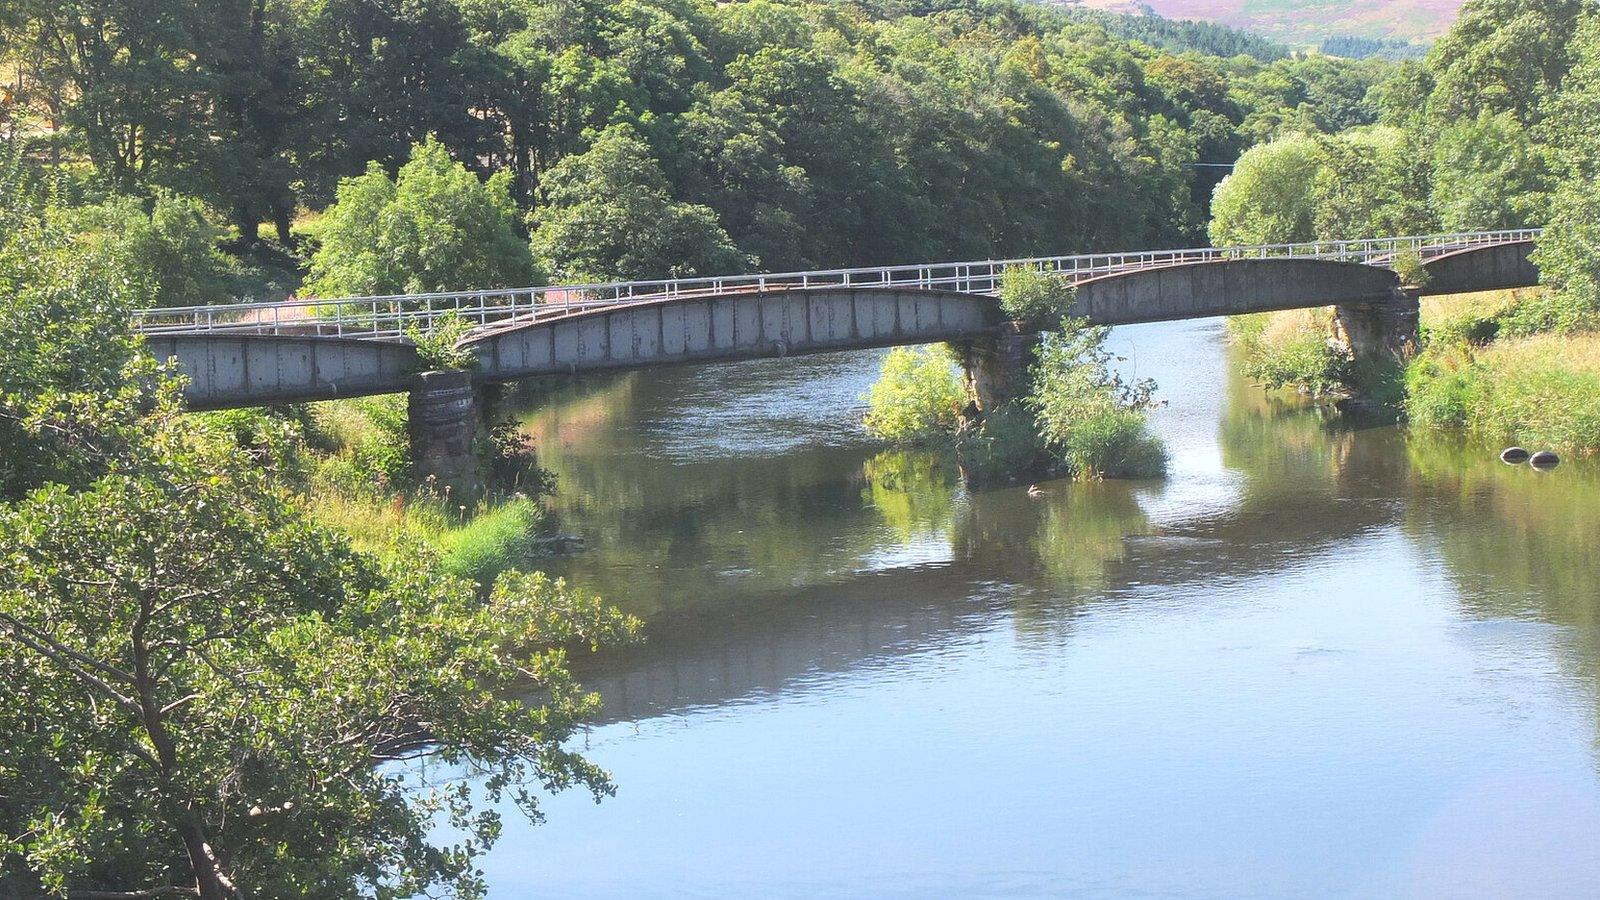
left=998, top=265, right=1076, bottom=329
left=1391, top=248, right=1432, bottom=289
left=405, top=311, right=477, bottom=371
left=308, top=137, right=539, bottom=297
left=1029, top=319, right=1167, bottom=479
left=954, top=401, right=1052, bottom=484
left=861, top=346, right=965, bottom=444
left=62, top=193, right=241, bottom=307
left=1229, top=308, right=1352, bottom=397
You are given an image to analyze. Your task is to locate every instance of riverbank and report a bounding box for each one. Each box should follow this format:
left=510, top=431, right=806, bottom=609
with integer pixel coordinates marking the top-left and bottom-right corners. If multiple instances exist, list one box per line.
left=1229, top=288, right=1600, bottom=455
left=205, top=393, right=565, bottom=584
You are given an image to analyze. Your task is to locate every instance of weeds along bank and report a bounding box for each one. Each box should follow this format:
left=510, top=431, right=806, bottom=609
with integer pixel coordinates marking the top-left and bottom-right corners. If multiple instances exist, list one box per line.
left=204, top=388, right=561, bottom=585
left=1227, top=286, right=1600, bottom=456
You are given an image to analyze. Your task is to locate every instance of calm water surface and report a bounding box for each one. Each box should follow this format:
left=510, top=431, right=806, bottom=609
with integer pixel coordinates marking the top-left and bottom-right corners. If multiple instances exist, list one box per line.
left=480, top=318, right=1600, bottom=898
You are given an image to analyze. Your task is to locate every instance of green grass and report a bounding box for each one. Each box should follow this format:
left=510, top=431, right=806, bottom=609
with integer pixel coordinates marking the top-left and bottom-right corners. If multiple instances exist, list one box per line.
left=1226, top=308, right=1351, bottom=398
left=300, top=395, right=555, bottom=582
left=1406, top=331, right=1600, bottom=454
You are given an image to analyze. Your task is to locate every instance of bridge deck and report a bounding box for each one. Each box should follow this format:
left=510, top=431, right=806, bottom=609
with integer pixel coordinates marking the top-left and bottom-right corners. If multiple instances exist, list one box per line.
left=131, top=230, right=1539, bottom=343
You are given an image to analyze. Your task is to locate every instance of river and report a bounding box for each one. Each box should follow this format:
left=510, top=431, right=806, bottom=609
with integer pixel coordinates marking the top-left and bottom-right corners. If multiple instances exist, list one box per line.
left=477, top=317, right=1600, bottom=897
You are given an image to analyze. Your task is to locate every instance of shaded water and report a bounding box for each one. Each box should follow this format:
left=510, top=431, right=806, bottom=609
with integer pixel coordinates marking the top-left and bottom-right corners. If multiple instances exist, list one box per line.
left=486, top=318, right=1600, bottom=897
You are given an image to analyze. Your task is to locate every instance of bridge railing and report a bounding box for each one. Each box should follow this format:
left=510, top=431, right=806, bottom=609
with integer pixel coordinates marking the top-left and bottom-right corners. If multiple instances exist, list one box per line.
left=131, top=229, right=1540, bottom=340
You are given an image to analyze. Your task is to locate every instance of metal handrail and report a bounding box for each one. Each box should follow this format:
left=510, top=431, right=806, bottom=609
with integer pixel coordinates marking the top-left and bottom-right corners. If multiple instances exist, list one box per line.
left=131, top=229, right=1541, bottom=340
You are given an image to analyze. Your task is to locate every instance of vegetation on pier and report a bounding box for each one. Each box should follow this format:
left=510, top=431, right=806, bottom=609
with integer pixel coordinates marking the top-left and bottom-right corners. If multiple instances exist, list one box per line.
left=864, top=272, right=1165, bottom=483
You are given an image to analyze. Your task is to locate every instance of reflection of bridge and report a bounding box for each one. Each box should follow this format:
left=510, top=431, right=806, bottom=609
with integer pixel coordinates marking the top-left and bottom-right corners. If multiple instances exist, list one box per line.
left=139, top=231, right=1539, bottom=410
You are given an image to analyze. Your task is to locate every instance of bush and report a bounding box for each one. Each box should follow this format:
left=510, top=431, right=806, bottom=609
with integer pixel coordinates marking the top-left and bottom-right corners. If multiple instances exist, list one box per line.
left=998, top=265, right=1076, bottom=329
left=62, top=193, right=241, bottom=308
left=954, top=401, right=1052, bottom=484
left=1228, top=308, right=1352, bottom=397
left=1030, top=319, right=1167, bottom=479
left=1391, top=248, right=1432, bottom=289
left=405, top=311, right=477, bottom=371
left=861, top=345, right=965, bottom=444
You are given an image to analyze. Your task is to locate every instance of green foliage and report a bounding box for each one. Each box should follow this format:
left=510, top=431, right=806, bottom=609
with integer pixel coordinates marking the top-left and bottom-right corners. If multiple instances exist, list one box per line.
left=861, top=346, right=964, bottom=445
left=1229, top=309, right=1353, bottom=397
left=1310, top=127, right=1435, bottom=240
left=1391, top=248, right=1432, bottom=289
left=0, top=165, right=638, bottom=894
left=311, top=395, right=414, bottom=495
left=0, top=449, right=637, bottom=896
left=1427, top=0, right=1585, bottom=127
left=1208, top=133, right=1326, bottom=244
left=0, top=147, right=151, bottom=499
left=5, top=0, right=1400, bottom=285
left=953, top=401, right=1052, bottom=485
left=999, top=266, right=1077, bottom=329
left=530, top=123, right=743, bottom=281
left=1430, top=110, right=1546, bottom=230
left=308, top=138, right=539, bottom=297
left=1529, top=11, right=1600, bottom=335
left=406, top=311, right=478, bottom=371
left=1029, top=319, right=1167, bottom=479
left=62, top=193, right=242, bottom=308
left=437, top=496, right=549, bottom=583
left=1405, top=333, right=1600, bottom=452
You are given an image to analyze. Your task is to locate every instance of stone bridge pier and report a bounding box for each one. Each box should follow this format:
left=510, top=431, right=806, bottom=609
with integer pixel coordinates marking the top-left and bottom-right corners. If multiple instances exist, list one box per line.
left=955, top=324, right=1040, bottom=419
left=408, top=369, right=480, bottom=500
left=1333, top=287, right=1421, bottom=363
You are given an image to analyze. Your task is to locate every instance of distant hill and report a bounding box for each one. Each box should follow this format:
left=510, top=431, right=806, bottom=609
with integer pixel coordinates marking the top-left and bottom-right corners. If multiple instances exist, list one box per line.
left=1061, top=6, right=1291, bottom=60
left=1058, top=0, right=1461, bottom=47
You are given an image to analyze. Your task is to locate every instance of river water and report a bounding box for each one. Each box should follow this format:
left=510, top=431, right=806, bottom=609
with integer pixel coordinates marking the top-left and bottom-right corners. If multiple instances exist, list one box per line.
left=482, top=317, right=1600, bottom=897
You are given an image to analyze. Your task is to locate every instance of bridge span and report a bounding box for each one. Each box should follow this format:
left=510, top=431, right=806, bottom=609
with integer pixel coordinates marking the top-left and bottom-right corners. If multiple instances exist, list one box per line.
left=136, top=230, right=1539, bottom=411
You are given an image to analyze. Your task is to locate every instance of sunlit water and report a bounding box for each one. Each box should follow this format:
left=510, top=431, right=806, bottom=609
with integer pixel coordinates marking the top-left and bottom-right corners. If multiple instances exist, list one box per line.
left=469, top=318, right=1600, bottom=897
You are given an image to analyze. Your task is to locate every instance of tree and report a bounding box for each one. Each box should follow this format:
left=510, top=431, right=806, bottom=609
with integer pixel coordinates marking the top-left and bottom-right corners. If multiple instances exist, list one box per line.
left=1427, top=0, right=1585, bottom=126
left=1311, top=127, right=1434, bottom=240
left=307, top=138, right=539, bottom=297
left=0, top=431, right=637, bottom=898
left=529, top=123, right=743, bottom=281
left=1430, top=110, right=1546, bottom=230
left=62, top=194, right=241, bottom=308
left=1529, top=9, right=1600, bottom=332
left=0, top=142, right=637, bottom=898
left=1208, top=132, right=1326, bottom=245
left=0, top=147, right=149, bottom=499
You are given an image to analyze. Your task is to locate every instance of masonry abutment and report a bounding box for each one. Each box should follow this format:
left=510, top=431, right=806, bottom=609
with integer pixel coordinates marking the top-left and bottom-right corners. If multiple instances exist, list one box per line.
left=408, top=369, right=480, bottom=501
left=959, top=324, right=1040, bottom=420
left=1333, top=287, right=1421, bottom=362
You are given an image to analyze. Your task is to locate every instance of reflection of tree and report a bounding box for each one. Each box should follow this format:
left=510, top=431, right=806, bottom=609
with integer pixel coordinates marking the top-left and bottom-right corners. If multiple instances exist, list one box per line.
left=1030, top=483, right=1153, bottom=592
left=860, top=449, right=958, bottom=545
left=1404, top=435, right=1600, bottom=657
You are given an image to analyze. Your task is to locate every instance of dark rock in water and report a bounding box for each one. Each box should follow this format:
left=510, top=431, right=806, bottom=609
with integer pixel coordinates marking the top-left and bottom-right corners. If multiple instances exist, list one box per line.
left=1529, top=450, right=1561, bottom=469
left=1500, top=446, right=1531, bottom=464
left=531, top=533, right=586, bottom=555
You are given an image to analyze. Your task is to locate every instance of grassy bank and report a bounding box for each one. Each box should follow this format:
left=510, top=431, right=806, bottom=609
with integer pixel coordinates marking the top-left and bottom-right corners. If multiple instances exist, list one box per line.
left=1407, top=332, right=1600, bottom=454
left=1229, top=288, right=1600, bottom=455
left=208, top=393, right=563, bottom=584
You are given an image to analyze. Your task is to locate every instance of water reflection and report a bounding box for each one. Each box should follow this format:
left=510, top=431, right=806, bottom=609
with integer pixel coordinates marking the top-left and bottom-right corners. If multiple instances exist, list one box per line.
left=476, top=319, right=1600, bottom=897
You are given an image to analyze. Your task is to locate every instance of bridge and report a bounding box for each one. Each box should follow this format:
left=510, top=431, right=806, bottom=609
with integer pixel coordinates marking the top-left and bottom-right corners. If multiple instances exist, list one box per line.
left=137, top=230, right=1538, bottom=409
left=133, top=230, right=1540, bottom=488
